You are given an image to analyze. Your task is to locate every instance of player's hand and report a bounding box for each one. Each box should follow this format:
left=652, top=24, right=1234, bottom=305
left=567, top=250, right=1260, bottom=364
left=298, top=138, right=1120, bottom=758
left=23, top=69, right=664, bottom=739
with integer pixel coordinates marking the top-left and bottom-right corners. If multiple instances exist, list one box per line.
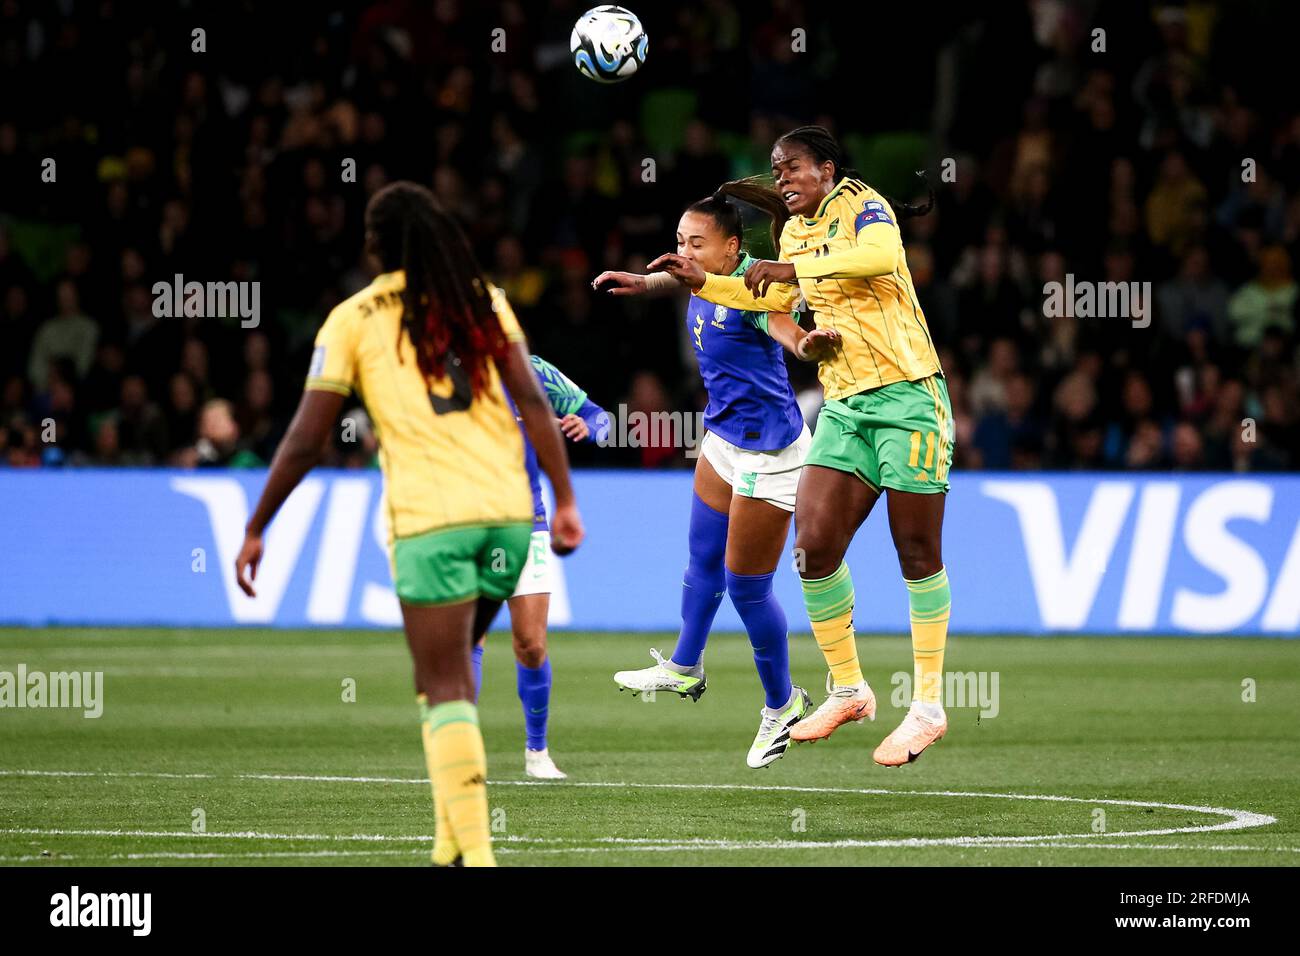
left=645, top=253, right=705, bottom=290
left=235, top=532, right=263, bottom=598
left=592, top=271, right=646, bottom=296
left=549, top=502, right=585, bottom=556
left=743, top=259, right=797, bottom=297
left=558, top=413, right=589, bottom=441
left=795, top=328, right=840, bottom=362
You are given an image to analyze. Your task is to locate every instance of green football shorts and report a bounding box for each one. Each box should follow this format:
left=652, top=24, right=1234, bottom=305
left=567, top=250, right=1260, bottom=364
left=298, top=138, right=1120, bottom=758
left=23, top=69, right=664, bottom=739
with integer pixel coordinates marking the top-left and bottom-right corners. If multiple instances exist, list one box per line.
left=806, top=374, right=955, bottom=494
left=391, top=522, right=533, bottom=605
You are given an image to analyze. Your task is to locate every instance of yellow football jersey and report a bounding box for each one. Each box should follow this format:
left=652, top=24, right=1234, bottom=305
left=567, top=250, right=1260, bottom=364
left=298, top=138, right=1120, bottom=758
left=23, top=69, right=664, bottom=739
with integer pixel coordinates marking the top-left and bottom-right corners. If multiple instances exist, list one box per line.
left=698, top=178, right=941, bottom=400
left=306, top=270, right=532, bottom=541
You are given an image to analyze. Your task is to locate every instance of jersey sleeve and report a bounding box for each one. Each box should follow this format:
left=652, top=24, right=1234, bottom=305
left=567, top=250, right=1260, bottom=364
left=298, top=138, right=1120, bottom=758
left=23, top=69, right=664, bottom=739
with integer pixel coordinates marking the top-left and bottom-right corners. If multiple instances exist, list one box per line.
left=696, top=274, right=799, bottom=315
left=793, top=195, right=901, bottom=281
left=305, top=306, right=360, bottom=395
left=576, top=397, right=610, bottom=443
left=743, top=311, right=771, bottom=335
left=490, top=284, right=528, bottom=344
left=529, top=354, right=589, bottom=417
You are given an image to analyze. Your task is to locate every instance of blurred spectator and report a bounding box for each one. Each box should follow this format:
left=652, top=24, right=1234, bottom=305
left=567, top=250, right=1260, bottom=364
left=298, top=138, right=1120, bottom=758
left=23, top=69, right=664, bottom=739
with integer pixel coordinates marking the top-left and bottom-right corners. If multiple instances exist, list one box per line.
left=27, top=279, right=98, bottom=388
left=0, top=1, right=1295, bottom=477
left=188, top=398, right=262, bottom=468
left=1226, top=245, right=1297, bottom=348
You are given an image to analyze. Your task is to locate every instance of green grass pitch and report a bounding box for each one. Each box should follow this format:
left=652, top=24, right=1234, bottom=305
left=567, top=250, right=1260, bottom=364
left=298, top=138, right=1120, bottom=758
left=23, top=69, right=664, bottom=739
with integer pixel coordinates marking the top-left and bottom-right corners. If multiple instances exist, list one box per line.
left=1, top=627, right=1297, bottom=866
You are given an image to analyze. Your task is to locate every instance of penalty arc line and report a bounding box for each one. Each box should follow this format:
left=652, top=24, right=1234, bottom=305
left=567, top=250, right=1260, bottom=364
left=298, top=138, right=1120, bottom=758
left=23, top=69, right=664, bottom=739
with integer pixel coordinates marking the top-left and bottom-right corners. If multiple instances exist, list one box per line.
left=0, top=768, right=1279, bottom=847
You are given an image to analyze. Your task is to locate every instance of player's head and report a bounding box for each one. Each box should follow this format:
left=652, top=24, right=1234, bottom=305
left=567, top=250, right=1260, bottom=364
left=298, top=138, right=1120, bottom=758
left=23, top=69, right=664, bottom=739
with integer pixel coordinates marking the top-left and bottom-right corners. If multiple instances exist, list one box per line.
left=364, top=181, right=506, bottom=396
left=678, top=193, right=744, bottom=274
left=771, top=125, right=850, bottom=216
left=773, top=125, right=935, bottom=221
left=683, top=178, right=793, bottom=264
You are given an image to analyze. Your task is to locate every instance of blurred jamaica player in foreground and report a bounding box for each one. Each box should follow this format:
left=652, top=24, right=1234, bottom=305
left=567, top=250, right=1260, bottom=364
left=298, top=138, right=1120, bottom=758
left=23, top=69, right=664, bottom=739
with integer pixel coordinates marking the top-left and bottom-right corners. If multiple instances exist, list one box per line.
left=234, top=181, right=584, bottom=867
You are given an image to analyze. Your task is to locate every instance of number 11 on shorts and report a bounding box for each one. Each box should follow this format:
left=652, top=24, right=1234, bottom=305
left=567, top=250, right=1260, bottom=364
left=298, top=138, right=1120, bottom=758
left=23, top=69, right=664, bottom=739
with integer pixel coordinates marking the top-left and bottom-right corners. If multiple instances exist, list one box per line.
left=908, top=431, right=936, bottom=471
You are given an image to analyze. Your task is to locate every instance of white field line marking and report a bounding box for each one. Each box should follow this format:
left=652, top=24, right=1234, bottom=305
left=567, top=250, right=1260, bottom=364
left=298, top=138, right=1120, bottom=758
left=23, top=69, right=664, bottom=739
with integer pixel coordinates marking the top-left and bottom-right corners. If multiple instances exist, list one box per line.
left=0, top=849, right=430, bottom=862
left=0, top=768, right=1279, bottom=846
left=4, top=841, right=1299, bottom=864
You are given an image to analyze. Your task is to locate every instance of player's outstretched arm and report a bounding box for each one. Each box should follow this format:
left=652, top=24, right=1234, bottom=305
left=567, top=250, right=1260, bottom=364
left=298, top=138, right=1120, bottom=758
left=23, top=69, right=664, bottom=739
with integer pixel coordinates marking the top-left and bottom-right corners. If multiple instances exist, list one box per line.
left=236, top=388, right=345, bottom=597
left=793, top=225, right=898, bottom=280
left=647, top=253, right=800, bottom=314
left=591, top=270, right=679, bottom=296
left=500, top=342, right=585, bottom=555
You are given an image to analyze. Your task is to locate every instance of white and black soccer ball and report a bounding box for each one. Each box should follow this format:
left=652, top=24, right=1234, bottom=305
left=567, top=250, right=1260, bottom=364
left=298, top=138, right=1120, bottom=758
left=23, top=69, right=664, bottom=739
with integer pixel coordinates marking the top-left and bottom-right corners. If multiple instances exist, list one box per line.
left=570, top=5, right=648, bottom=84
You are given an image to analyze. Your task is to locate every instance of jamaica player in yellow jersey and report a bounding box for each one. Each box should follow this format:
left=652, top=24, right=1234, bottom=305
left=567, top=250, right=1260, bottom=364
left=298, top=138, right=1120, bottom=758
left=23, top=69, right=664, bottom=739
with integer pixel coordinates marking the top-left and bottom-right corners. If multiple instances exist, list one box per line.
left=234, top=182, right=584, bottom=866
left=650, top=126, right=953, bottom=767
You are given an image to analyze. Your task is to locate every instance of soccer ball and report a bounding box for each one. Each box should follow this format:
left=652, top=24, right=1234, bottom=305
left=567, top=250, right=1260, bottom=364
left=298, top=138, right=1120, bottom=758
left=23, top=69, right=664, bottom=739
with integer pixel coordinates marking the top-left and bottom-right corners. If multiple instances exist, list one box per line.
left=570, top=5, right=648, bottom=84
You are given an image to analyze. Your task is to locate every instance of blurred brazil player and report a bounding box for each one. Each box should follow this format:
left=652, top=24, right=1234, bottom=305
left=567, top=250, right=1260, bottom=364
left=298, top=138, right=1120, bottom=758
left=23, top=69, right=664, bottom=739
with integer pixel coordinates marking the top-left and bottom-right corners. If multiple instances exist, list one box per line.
left=234, top=181, right=584, bottom=866
left=473, top=354, right=608, bottom=780
left=594, top=186, right=841, bottom=768
left=650, top=126, right=952, bottom=767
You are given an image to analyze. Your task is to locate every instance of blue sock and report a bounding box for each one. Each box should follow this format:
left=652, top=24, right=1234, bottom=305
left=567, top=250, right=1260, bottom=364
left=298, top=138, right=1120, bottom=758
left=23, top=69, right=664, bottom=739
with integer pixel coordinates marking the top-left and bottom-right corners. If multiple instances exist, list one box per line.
left=672, top=494, right=729, bottom=668
left=726, top=568, right=793, bottom=709
left=516, top=658, right=552, bottom=751
left=471, top=643, right=485, bottom=703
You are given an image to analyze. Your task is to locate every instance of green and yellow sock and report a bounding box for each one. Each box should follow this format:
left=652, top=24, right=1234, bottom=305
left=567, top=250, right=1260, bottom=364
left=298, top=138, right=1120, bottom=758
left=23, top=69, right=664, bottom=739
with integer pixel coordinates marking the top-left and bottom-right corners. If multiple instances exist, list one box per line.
left=800, top=561, right=864, bottom=688
left=906, top=566, right=950, bottom=705
left=417, top=695, right=459, bottom=865
left=420, top=697, right=496, bottom=867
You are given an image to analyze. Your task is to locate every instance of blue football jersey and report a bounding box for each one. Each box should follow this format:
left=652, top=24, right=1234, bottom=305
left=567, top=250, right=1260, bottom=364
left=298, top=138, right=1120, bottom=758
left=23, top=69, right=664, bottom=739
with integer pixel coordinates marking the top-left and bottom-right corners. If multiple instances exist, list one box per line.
left=685, top=253, right=803, bottom=450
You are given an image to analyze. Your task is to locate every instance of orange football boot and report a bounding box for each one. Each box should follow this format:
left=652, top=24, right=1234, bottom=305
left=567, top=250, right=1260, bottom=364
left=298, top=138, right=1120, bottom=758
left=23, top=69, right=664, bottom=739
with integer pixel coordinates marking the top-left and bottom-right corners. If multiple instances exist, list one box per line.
left=872, top=709, right=948, bottom=766
left=790, top=673, right=877, bottom=742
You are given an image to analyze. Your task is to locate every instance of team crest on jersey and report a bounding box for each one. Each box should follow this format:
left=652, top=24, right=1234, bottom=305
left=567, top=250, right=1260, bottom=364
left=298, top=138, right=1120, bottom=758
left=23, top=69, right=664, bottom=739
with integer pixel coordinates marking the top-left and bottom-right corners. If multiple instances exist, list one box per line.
left=854, top=199, right=893, bottom=233
left=711, top=304, right=728, bottom=329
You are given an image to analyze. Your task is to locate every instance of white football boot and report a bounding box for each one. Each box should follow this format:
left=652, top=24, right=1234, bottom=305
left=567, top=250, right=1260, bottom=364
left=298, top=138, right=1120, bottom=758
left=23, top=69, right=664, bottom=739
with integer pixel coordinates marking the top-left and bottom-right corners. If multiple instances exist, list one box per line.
left=525, top=748, right=568, bottom=779
left=746, top=686, right=812, bottom=768
left=613, top=648, right=707, bottom=701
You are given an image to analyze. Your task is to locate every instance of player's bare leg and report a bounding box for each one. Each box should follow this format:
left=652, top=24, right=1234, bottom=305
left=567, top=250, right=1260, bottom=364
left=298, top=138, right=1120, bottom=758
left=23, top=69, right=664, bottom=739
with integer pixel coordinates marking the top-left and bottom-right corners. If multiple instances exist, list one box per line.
left=873, top=490, right=950, bottom=766
left=404, top=598, right=500, bottom=867
left=507, top=592, right=566, bottom=779
left=789, top=465, right=879, bottom=742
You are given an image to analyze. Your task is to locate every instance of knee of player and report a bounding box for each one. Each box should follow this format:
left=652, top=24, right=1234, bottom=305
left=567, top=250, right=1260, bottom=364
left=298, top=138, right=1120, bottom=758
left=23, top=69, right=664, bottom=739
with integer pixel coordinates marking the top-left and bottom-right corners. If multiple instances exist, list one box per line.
left=724, top=567, right=775, bottom=604
left=792, top=532, right=841, bottom=579
left=894, top=536, right=942, bottom=580
left=512, top=630, right=547, bottom=667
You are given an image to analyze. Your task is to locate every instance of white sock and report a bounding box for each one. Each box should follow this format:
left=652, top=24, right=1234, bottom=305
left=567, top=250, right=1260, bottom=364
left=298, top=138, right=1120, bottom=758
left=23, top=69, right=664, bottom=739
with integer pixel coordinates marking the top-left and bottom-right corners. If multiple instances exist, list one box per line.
left=912, top=700, right=945, bottom=721
left=665, top=658, right=702, bottom=676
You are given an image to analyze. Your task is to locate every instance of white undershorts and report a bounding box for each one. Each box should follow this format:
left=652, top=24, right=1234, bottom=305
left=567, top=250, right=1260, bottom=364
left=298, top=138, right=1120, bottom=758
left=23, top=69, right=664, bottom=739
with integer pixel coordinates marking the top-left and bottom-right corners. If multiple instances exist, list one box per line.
left=510, top=530, right=553, bottom=598
left=699, top=424, right=811, bottom=512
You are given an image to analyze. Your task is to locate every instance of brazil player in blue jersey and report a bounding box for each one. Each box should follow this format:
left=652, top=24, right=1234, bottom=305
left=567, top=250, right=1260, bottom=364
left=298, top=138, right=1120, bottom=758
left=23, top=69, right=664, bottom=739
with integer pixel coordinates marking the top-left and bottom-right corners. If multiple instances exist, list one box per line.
left=474, top=354, right=608, bottom=779
left=593, top=186, right=841, bottom=768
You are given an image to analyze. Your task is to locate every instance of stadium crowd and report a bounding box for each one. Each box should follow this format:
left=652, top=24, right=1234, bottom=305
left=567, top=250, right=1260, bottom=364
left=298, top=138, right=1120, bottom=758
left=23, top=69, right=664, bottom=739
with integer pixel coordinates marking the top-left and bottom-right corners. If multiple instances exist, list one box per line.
left=1, top=0, right=1296, bottom=472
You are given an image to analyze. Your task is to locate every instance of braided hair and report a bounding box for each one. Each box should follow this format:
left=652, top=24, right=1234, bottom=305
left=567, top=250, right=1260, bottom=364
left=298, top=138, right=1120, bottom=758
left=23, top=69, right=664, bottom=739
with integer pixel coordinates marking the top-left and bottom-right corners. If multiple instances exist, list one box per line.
left=777, top=125, right=935, bottom=219
left=364, top=181, right=507, bottom=397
